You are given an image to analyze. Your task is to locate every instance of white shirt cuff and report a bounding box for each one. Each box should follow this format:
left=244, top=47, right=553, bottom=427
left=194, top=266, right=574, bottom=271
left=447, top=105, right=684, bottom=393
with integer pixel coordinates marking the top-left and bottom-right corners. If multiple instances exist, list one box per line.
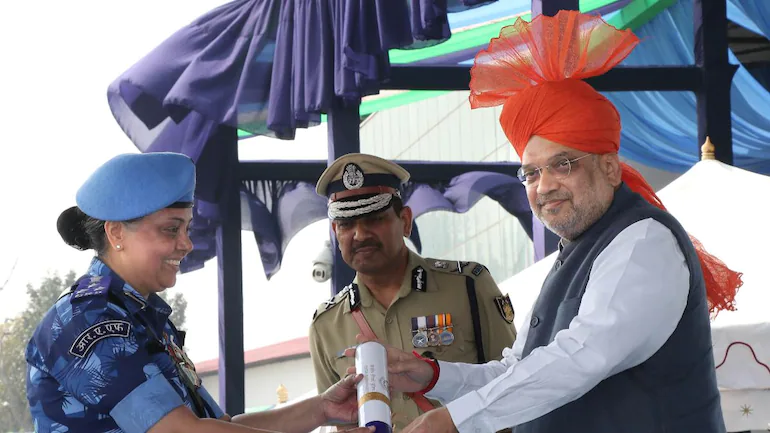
left=446, top=391, right=493, bottom=433
left=426, top=360, right=458, bottom=402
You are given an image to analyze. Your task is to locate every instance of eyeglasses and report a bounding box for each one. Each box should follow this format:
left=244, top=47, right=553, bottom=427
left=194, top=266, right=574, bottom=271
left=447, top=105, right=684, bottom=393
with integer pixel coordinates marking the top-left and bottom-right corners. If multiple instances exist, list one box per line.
left=517, top=154, right=593, bottom=184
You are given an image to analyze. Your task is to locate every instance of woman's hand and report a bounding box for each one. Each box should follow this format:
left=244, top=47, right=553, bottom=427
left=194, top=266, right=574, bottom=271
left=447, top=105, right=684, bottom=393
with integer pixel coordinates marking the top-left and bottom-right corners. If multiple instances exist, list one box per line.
left=320, top=373, right=364, bottom=424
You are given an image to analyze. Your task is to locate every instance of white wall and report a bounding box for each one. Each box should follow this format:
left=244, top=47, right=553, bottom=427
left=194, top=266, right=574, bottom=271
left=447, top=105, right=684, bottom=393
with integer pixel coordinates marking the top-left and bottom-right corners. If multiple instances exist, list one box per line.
left=201, top=356, right=316, bottom=410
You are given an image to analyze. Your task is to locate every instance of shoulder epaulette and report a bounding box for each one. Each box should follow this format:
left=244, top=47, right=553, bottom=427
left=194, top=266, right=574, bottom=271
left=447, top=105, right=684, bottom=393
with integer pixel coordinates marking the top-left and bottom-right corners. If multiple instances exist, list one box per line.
left=427, top=259, right=489, bottom=277
left=312, top=284, right=352, bottom=321
left=67, top=275, right=113, bottom=302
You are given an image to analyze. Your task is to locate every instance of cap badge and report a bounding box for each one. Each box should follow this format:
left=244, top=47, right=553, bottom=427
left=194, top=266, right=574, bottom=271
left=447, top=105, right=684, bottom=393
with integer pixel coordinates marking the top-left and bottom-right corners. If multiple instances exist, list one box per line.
left=342, top=163, right=364, bottom=190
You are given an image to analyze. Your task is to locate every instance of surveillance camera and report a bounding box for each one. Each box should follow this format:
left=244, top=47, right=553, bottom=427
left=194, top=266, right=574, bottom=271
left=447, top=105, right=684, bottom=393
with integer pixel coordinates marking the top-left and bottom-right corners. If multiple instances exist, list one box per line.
left=312, top=263, right=332, bottom=283
left=312, top=240, right=333, bottom=283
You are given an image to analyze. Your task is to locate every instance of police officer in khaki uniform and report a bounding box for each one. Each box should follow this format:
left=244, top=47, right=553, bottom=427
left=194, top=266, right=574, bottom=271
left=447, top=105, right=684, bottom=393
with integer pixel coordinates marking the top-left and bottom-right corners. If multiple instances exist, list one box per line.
left=309, top=153, right=518, bottom=432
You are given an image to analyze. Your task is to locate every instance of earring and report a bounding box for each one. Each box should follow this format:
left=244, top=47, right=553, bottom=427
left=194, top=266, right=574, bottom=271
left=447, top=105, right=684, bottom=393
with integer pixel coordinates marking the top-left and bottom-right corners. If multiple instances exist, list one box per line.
left=116, top=245, right=122, bottom=250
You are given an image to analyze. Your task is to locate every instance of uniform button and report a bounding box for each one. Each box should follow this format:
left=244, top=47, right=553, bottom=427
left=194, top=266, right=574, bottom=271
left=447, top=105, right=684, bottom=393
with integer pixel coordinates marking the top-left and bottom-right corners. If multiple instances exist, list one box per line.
left=554, top=260, right=562, bottom=270
left=530, top=316, right=540, bottom=328
left=402, top=394, right=410, bottom=400
left=386, top=317, right=393, bottom=324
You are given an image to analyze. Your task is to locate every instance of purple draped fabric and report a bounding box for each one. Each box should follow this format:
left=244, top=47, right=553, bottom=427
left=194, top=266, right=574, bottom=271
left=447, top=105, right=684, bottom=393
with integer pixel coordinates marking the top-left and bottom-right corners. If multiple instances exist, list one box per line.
left=107, top=0, right=498, bottom=150
left=184, top=171, right=531, bottom=279
left=404, top=170, right=532, bottom=236
left=107, top=0, right=516, bottom=278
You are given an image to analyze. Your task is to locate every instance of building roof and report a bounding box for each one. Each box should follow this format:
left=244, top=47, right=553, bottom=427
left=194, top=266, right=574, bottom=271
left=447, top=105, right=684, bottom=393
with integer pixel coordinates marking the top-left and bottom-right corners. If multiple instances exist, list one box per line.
left=196, top=336, right=311, bottom=375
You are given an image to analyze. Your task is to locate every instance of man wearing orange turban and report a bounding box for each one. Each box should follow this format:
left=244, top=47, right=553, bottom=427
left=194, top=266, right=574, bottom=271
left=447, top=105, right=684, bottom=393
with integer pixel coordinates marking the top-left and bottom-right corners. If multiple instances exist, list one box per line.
left=347, top=10, right=740, bottom=433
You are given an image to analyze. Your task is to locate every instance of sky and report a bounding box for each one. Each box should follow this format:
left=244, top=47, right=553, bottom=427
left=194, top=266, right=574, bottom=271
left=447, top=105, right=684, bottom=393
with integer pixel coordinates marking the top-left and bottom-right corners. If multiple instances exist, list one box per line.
left=0, top=0, right=337, bottom=363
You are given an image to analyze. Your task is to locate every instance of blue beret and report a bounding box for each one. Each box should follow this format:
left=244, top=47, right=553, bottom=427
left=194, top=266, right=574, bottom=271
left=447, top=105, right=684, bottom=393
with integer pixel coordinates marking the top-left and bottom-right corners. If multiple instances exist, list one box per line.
left=75, top=152, right=195, bottom=221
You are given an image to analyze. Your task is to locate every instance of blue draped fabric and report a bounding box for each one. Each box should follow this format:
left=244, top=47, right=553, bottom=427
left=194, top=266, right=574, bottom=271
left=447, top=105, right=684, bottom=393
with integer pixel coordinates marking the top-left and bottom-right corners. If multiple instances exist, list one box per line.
left=404, top=171, right=532, bottom=236
left=728, top=0, right=770, bottom=91
left=110, top=0, right=770, bottom=277
left=728, top=0, right=770, bottom=37
left=404, top=171, right=532, bottom=255
left=182, top=171, right=528, bottom=279
left=107, top=0, right=502, bottom=149
left=106, top=0, right=558, bottom=277
left=604, top=0, right=770, bottom=174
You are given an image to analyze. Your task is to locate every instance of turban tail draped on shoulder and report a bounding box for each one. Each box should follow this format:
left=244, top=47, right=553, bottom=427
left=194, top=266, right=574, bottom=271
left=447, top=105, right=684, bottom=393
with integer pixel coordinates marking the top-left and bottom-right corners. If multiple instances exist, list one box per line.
left=468, top=10, right=740, bottom=315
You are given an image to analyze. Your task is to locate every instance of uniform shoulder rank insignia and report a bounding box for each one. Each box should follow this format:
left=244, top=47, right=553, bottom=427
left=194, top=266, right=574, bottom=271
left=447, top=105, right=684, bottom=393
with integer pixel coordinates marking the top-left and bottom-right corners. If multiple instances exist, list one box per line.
left=494, top=295, right=515, bottom=324
left=428, top=259, right=489, bottom=278
left=348, top=284, right=361, bottom=310
left=69, top=320, right=131, bottom=358
left=472, top=264, right=487, bottom=276
left=412, top=266, right=427, bottom=292
left=313, top=284, right=353, bottom=321
left=71, top=275, right=112, bottom=301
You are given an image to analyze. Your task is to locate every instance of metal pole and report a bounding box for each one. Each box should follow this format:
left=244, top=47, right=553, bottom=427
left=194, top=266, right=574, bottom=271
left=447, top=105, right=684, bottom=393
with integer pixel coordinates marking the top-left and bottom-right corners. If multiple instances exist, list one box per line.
left=326, top=102, right=361, bottom=295
left=693, top=0, right=738, bottom=164
left=215, top=126, right=245, bottom=415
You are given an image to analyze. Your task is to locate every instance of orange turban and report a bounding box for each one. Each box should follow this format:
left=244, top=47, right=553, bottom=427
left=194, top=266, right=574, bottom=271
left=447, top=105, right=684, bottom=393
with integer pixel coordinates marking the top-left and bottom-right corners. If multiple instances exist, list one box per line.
left=469, top=10, right=740, bottom=315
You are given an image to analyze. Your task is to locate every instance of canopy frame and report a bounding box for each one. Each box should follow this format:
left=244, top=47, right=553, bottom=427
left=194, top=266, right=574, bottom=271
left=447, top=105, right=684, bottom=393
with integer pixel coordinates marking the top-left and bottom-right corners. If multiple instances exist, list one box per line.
left=206, top=0, right=735, bottom=416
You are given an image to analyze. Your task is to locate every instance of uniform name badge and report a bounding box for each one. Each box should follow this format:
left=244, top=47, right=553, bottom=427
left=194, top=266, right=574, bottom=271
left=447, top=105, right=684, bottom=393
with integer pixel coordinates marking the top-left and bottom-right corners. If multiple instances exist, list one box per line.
left=165, top=332, right=202, bottom=388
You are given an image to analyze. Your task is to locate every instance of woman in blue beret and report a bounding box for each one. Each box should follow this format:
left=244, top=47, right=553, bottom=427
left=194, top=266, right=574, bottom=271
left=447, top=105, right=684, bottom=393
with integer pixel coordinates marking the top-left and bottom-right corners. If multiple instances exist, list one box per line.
left=25, top=152, right=373, bottom=433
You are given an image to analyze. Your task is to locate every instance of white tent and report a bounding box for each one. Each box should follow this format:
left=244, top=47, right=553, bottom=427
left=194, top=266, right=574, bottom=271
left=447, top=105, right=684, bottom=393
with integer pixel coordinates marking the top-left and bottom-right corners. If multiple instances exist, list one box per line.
left=498, top=157, right=770, bottom=432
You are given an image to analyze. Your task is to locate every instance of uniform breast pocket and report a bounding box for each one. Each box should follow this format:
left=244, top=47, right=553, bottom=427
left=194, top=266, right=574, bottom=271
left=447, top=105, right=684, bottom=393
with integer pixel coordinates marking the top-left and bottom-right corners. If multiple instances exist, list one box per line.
left=554, top=297, right=582, bottom=332
left=428, top=328, right=475, bottom=364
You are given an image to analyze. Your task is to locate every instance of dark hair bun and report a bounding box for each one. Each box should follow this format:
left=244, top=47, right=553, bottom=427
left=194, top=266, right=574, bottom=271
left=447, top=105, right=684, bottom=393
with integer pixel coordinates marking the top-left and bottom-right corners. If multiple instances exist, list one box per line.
left=57, top=206, right=91, bottom=251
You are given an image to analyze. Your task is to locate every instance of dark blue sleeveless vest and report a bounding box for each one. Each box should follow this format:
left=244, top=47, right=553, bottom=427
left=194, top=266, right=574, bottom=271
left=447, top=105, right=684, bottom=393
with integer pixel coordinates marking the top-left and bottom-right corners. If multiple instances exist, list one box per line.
left=513, top=184, right=725, bottom=433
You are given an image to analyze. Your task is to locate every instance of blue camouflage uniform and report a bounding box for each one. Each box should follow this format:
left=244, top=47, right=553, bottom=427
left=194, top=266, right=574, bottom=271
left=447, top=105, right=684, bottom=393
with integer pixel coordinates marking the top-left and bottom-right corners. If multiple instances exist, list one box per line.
left=25, top=152, right=223, bottom=432
left=26, top=258, right=224, bottom=432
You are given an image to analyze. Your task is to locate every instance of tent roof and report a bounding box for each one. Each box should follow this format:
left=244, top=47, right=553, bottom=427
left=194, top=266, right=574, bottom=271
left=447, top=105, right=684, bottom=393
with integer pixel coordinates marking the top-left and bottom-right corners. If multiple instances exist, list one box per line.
left=657, top=159, right=770, bottom=327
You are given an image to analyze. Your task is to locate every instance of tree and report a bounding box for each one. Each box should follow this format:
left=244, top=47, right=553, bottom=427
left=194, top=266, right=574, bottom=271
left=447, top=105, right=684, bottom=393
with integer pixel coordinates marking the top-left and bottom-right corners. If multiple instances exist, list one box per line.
left=0, top=272, right=188, bottom=432
left=158, top=290, right=188, bottom=331
left=0, top=271, right=75, bottom=433
left=0, top=258, right=18, bottom=293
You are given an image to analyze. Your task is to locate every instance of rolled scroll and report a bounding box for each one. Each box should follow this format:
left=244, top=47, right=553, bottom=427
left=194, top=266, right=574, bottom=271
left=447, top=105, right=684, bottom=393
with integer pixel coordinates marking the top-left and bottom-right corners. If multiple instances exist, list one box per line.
left=355, top=341, right=392, bottom=433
